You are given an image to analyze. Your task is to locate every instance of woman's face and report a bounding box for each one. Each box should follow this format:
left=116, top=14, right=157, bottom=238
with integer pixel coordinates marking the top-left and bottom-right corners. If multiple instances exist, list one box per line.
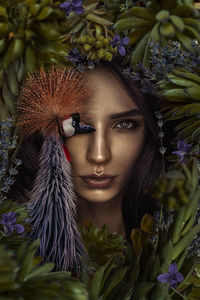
left=65, top=67, right=146, bottom=203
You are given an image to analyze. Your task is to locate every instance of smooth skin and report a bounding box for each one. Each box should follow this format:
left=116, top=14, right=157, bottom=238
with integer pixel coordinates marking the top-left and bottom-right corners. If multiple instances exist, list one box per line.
left=65, top=67, right=145, bottom=237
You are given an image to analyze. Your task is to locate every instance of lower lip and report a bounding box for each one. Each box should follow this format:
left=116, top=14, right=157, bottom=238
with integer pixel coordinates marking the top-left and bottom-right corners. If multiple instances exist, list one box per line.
left=81, top=177, right=115, bottom=188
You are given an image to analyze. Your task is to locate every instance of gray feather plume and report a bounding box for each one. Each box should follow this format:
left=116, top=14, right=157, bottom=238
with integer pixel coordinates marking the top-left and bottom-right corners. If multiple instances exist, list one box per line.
left=26, top=137, right=86, bottom=272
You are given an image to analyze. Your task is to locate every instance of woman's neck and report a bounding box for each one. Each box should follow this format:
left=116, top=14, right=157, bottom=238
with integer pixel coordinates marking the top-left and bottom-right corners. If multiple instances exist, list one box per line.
left=77, top=194, right=125, bottom=238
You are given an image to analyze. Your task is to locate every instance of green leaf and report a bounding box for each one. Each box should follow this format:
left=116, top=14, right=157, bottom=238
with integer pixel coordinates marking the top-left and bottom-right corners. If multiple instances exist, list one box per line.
left=86, top=13, right=113, bottom=26
left=160, top=88, right=190, bottom=101
left=149, top=255, right=160, bottom=282
left=131, top=32, right=151, bottom=64
left=167, top=74, right=200, bottom=88
left=24, top=262, right=55, bottom=281
left=35, top=22, right=61, bottom=40
left=159, top=22, right=176, bottom=38
left=159, top=240, right=173, bottom=273
left=172, top=223, right=200, bottom=260
left=173, top=69, right=200, bottom=84
left=29, top=3, right=41, bottom=16
left=186, top=87, right=200, bottom=100
left=25, top=46, right=37, bottom=72
left=102, top=267, right=127, bottom=299
left=171, top=207, right=186, bottom=244
left=133, top=282, right=155, bottom=298
left=36, top=7, right=53, bottom=20
left=150, top=282, right=170, bottom=299
left=89, top=265, right=107, bottom=300
left=114, top=17, right=151, bottom=31
left=17, top=239, right=40, bottom=282
left=3, top=39, right=24, bottom=69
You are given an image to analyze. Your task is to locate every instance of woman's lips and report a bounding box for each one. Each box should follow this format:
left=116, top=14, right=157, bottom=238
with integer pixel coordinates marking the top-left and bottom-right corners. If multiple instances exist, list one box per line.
left=80, top=176, right=116, bottom=188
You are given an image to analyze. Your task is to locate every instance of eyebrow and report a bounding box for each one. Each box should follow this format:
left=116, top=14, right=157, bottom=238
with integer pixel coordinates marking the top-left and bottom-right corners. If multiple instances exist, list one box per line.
left=109, top=109, right=143, bottom=119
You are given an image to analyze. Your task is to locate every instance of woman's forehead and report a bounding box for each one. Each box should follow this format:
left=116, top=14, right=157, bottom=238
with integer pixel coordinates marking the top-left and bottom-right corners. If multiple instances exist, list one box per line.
left=83, top=67, right=139, bottom=118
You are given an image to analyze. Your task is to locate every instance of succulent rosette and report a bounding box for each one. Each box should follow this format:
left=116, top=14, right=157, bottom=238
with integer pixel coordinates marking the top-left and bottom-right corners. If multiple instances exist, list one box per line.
left=114, top=0, right=200, bottom=65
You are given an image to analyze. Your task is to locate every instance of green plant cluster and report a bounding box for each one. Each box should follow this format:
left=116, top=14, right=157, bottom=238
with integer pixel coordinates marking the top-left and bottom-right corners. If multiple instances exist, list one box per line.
left=114, top=0, right=200, bottom=65
left=0, top=0, right=200, bottom=299
left=158, top=68, right=200, bottom=144
left=0, top=201, right=89, bottom=300
left=77, top=160, right=200, bottom=300
left=75, top=34, right=115, bottom=60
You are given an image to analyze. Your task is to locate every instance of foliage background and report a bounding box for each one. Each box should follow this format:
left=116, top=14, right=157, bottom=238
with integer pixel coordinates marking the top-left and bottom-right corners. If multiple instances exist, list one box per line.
left=0, top=0, right=200, bottom=299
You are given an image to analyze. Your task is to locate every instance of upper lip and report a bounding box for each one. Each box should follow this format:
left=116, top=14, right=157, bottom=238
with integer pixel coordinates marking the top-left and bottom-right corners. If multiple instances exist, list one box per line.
left=80, top=174, right=116, bottom=179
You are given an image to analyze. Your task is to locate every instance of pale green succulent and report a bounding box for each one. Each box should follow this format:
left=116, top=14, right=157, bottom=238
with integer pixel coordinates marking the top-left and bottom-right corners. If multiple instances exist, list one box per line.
left=114, top=0, right=200, bottom=65
left=158, top=68, right=200, bottom=144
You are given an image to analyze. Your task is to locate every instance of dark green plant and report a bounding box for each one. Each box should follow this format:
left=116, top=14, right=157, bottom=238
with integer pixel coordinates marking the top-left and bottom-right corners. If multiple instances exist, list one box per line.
left=0, top=118, right=22, bottom=202
left=114, top=0, right=200, bottom=65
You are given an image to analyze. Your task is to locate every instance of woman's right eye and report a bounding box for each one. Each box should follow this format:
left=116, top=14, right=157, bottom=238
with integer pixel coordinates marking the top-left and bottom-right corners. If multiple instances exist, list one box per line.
left=114, top=119, right=139, bottom=130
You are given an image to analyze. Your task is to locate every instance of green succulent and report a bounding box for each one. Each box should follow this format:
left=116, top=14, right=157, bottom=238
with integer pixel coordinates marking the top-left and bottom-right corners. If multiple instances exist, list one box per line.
left=80, top=221, right=126, bottom=267
left=158, top=68, right=200, bottom=144
left=0, top=240, right=88, bottom=300
left=114, top=0, right=200, bottom=65
left=0, top=0, right=71, bottom=121
left=0, top=0, right=69, bottom=72
left=151, top=159, right=199, bottom=211
left=75, top=33, right=116, bottom=61
left=65, top=1, right=114, bottom=41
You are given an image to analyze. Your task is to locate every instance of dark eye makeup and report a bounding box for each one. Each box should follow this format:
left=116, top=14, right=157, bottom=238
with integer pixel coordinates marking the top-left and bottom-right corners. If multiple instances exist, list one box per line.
left=113, top=119, right=142, bottom=131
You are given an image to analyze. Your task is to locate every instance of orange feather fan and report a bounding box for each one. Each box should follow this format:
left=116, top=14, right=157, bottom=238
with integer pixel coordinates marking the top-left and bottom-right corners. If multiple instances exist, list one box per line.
left=16, top=66, right=93, bottom=139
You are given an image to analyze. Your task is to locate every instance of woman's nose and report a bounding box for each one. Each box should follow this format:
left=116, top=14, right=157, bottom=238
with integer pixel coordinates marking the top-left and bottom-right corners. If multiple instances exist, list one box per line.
left=86, top=128, right=111, bottom=164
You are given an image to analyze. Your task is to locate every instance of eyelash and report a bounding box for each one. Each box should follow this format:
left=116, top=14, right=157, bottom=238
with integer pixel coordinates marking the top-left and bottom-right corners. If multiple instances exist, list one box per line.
left=114, top=119, right=140, bottom=130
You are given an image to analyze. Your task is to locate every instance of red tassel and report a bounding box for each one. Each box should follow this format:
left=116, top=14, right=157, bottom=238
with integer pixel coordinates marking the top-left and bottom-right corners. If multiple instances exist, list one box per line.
left=62, top=144, right=71, bottom=162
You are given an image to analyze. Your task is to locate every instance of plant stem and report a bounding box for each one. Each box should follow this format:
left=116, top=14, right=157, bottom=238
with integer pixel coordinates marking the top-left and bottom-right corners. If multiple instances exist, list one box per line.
left=171, top=287, right=186, bottom=299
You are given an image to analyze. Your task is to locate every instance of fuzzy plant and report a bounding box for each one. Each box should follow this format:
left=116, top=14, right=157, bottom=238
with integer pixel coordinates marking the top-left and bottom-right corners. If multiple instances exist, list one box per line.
left=0, top=118, right=22, bottom=203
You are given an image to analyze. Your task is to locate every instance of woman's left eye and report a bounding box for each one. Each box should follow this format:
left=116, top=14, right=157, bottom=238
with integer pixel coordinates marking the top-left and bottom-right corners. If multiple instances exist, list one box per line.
left=114, top=120, right=138, bottom=130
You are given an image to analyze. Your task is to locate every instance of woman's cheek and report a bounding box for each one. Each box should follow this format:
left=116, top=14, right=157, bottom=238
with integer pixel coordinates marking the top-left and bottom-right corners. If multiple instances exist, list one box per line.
left=112, top=131, right=145, bottom=170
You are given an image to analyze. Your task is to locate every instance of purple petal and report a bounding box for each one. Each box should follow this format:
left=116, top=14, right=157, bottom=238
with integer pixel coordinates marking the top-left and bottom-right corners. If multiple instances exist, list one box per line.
left=113, top=35, right=121, bottom=43
left=122, top=37, right=130, bottom=45
left=177, top=140, right=186, bottom=149
left=7, top=212, right=17, bottom=224
left=169, top=263, right=178, bottom=275
left=157, top=273, right=170, bottom=283
left=4, top=224, right=14, bottom=235
left=169, top=279, right=177, bottom=288
left=118, top=45, right=126, bottom=56
left=72, top=0, right=82, bottom=7
left=14, top=224, right=25, bottom=234
left=73, top=6, right=84, bottom=14
left=59, top=2, right=71, bottom=9
left=175, top=272, right=184, bottom=283
left=1, top=214, right=8, bottom=224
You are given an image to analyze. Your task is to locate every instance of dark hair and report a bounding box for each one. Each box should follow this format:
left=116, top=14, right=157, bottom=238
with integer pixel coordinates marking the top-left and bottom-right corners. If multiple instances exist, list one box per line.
left=9, top=61, right=174, bottom=241
left=97, top=60, right=171, bottom=240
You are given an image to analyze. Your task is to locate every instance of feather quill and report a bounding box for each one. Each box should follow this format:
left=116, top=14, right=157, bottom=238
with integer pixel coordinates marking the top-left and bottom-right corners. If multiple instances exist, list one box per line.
left=16, top=66, right=93, bottom=272
left=26, top=137, right=85, bottom=271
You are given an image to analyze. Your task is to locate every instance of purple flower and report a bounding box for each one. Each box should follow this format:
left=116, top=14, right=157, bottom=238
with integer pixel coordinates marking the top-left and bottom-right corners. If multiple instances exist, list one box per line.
left=110, top=35, right=130, bottom=56
left=172, top=140, right=192, bottom=163
left=157, top=263, right=184, bottom=288
left=59, top=0, right=84, bottom=16
left=0, top=212, right=25, bottom=235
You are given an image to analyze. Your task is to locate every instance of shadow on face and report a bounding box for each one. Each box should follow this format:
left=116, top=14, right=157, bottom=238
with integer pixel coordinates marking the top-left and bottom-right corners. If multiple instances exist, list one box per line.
left=65, top=67, right=146, bottom=204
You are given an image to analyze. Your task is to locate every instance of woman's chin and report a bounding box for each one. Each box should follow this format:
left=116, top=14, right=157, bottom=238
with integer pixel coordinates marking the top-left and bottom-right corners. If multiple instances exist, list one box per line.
left=77, top=189, right=120, bottom=204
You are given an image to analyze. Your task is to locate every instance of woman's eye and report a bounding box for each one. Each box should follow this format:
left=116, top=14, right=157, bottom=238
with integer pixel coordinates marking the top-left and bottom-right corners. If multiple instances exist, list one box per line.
left=114, top=120, right=138, bottom=130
